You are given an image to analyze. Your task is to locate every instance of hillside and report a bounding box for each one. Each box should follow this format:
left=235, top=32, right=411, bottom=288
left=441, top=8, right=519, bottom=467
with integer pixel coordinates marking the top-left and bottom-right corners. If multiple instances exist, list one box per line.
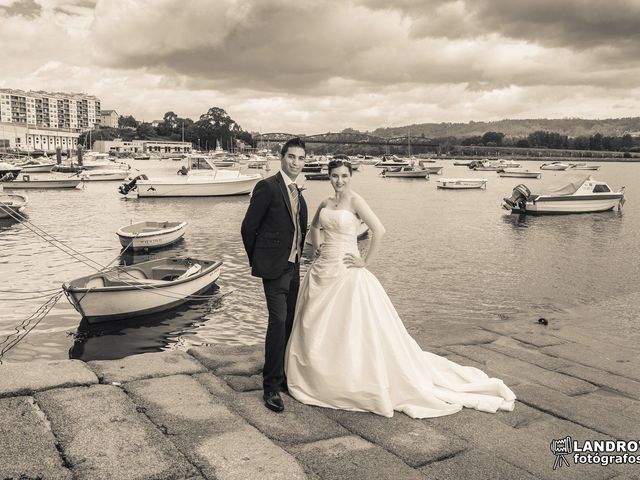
left=371, top=118, right=640, bottom=139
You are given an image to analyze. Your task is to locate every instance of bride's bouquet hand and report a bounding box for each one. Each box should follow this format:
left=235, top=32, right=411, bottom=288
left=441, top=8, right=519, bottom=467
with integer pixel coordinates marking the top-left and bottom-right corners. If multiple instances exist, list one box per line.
left=344, top=253, right=366, bottom=268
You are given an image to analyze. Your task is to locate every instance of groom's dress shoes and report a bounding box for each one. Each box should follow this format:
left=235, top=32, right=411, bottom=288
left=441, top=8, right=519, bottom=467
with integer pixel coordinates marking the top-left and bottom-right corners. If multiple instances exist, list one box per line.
left=263, top=391, right=284, bottom=412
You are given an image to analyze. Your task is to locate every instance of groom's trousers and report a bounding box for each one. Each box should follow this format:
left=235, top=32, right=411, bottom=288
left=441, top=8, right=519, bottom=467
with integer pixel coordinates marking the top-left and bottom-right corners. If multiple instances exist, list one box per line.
left=262, top=261, right=300, bottom=392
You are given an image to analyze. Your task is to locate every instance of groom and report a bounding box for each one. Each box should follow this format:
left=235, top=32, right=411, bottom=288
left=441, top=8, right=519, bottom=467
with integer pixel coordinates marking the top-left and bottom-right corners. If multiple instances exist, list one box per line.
left=241, top=137, right=308, bottom=412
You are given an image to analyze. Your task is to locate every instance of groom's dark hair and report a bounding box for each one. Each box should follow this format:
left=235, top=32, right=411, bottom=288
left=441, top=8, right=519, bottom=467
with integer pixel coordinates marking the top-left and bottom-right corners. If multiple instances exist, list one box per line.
left=280, top=137, right=306, bottom=157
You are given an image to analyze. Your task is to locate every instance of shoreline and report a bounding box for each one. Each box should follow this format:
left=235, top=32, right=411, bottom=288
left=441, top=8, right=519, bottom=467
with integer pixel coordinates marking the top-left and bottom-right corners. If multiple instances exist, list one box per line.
left=2, top=302, right=639, bottom=479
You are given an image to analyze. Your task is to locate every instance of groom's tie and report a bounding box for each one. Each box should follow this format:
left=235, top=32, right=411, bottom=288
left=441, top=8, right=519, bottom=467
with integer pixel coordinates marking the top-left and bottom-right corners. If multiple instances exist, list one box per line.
left=288, top=183, right=301, bottom=261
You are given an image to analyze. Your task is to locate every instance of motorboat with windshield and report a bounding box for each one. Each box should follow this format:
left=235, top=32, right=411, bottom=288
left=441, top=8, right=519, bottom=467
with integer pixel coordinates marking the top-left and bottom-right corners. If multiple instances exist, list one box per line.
left=502, top=175, right=625, bottom=214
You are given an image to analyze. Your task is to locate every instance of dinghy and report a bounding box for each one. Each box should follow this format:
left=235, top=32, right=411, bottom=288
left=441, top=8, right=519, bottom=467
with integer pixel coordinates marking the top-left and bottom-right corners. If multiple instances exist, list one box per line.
left=116, top=221, right=187, bottom=251
left=62, top=257, right=222, bottom=323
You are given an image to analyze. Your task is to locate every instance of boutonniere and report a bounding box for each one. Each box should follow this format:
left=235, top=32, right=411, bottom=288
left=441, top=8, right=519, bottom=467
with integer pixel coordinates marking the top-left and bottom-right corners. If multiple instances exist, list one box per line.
left=297, top=184, right=306, bottom=194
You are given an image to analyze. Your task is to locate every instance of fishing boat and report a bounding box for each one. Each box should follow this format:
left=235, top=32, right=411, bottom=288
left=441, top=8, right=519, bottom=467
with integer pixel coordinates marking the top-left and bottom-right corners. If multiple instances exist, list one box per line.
left=0, top=185, right=28, bottom=218
left=497, top=168, right=541, bottom=179
left=62, top=257, right=222, bottom=323
left=540, top=162, right=569, bottom=170
left=569, top=163, right=601, bottom=171
left=118, top=154, right=261, bottom=197
left=502, top=175, right=625, bottom=214
left=436, top=178, right=488, bottom=189
left=2, top=174, right=83, bottom=189
left=380, top=166, right=429, bottom=178
left=116, top=221, right=187, bottom=251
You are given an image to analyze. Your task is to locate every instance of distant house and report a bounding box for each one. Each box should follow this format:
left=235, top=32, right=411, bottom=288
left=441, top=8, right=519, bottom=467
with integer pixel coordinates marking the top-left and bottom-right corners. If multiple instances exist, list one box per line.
left=100, top=110, right=120, bottom=128
left=151, top=119, right=163, bottom=127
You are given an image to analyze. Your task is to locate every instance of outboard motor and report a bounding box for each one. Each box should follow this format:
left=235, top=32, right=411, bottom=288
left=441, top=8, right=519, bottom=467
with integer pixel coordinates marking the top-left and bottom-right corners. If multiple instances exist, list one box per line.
left=118, top=174, right=148, bottom=195
left=468, top=160, right=481, bottom=170
left=502, top=184, right=531, bottom=212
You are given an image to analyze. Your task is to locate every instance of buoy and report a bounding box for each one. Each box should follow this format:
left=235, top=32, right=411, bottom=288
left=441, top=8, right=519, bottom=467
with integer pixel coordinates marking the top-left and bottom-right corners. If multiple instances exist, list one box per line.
left=538, top=318, right=548, bottom=326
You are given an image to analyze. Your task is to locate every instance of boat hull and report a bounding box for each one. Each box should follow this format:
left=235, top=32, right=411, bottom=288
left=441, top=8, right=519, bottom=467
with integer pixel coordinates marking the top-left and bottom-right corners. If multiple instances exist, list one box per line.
left=4, top=177, right=82, bottom=189
left=81, top=171, right=129, bottom=181
left=522, top=195, right=623, bottom=214
left=135, top=176, right=260, bottom=196
left=382, top=171, right=428, bottom=178
left=437, top=179, right=487, bottom=189
left=117, top=222, right=187, bottom=250
left=64, top=261, right=221, bottom=322
left=498, top=172, right=541, bottom=178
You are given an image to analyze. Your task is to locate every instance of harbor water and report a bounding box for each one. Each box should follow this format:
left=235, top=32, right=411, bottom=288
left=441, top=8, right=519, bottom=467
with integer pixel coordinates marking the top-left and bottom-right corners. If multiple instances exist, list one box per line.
left=1, top=158, right=638, bottom=362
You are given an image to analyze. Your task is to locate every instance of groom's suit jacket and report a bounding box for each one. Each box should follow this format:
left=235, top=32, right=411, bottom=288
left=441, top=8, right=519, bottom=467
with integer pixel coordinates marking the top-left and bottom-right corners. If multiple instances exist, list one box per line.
left=241, top=171, right=308, bottom=279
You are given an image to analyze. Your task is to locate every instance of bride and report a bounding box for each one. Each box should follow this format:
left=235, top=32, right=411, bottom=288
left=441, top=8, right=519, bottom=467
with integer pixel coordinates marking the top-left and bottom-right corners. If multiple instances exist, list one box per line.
left=285, top=159, right=516, bottom=418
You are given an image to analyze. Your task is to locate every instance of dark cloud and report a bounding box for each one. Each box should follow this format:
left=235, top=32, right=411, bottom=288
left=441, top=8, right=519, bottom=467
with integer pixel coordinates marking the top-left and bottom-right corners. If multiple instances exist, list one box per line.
left=0, top=0, right=41, bottom=18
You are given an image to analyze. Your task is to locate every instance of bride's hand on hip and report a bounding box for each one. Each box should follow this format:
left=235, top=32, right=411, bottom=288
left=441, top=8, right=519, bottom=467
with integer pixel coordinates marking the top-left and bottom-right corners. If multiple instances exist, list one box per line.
left=344, top=253, right=366, bottom=268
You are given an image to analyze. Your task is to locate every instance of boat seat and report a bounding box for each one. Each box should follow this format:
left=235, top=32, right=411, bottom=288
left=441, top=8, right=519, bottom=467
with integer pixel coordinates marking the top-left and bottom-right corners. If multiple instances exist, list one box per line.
left=177, top=263, right=201, bottom=280
left=124, top=268, right=148, bottom=280
left=85, top=276, right=106, bottom=289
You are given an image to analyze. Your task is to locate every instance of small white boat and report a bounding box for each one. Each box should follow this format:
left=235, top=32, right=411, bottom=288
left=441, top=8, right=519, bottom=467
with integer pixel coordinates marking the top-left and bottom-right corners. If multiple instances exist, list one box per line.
left=118, top=154, right=261, bottom=197
left=117, top=221, right=187, bottom=251
left=0, top=185, right=28, bottom=218
left=247, top=157, right=268, bottom=169
left=0, top=162, right=22, bottom=179
left=62, top=257, right=222, bottom=323
left=381, top=166, right=429, bottom=178
left=469, top=159, right=520, bottom=171
left=374, top=156, right=411, bottom=168
left=540, top=162, right=569, bottom=170
left=19, top=157, right=56, bottom=173
left=417, top=162, right=444, bottom=175
left=453, top=160, right=473, bottom=166
left=2, top=174, right=83, bottom=189
left=569, top=163, right=601, bottom=171
left=502, top=175, right=625, bottom=214
left=80, top=169, right=130, bottom=181
left=134, top=154, right=151, bottom=160
left=436, top=178, right=487, bottom=189
left=497, top=168, right=541, bottom=179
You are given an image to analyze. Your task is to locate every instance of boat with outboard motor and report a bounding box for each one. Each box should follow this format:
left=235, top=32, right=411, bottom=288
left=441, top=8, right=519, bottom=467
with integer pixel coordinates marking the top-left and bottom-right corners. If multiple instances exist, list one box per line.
left=502, top=175, right=625, bottom=214
left=118, top=154, right=261, bottom=197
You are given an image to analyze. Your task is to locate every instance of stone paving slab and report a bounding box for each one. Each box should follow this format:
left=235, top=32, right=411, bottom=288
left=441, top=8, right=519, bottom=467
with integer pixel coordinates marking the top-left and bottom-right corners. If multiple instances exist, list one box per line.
left=0, top=396, right=72, bottom=480
left=419, top=448, right=539, bottom=480
left=286, top=435, right=425, bottom=480
left=448, top=344, right=598, bottom=395
left=36, top=384, right=199, bottom=480
left=0, top=359, right=97, bottom=398
left=515, top=384, right=640, bottom=439
left=223, top=374, right=262, bottom=392
left=558, top=364, right=640, bottom=400
left=125, top=374, right=308, bottom=480
left=421, top=324, right=498, bottom=348
left=88, top=350, right=206, bottom=383
left=322, top=409, right=467, bottom=467
left=428, top=406, right=619, bottom=480
left=485, top=336, right=573, bottom=371
left=189, top=344, right=264, bottom=376
left=541, top=343, right=640, bottom=383
left=442, top=352, right=523, bottom=388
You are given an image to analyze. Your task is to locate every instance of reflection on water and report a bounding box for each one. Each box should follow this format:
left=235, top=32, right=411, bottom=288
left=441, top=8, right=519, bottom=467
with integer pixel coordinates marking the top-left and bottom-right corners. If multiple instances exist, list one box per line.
left=69, top=285, right=219, bottom=361
left=1, top=159, right=639, bottom=363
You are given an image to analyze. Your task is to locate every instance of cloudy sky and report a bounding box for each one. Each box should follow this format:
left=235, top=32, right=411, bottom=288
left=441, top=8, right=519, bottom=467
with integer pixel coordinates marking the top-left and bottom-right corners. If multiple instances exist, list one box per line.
left=2, top=0, right=640, bottom=134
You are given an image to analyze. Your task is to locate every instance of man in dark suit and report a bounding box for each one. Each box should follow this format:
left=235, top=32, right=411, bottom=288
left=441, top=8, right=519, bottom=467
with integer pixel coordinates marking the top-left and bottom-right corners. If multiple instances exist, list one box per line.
left=241, top=137, right=308, bottom=412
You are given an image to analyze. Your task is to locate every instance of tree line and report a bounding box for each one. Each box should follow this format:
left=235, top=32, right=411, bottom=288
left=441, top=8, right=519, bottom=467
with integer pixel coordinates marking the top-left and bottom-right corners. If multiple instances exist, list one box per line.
left=81, top=107, right=254, bottom=151
left=454, top=130, right=639, bottom=152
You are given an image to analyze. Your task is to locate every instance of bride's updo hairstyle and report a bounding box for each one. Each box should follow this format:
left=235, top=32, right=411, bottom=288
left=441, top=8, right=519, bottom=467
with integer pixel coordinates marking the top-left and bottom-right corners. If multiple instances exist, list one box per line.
left=327, top=159, right=353, bottom=175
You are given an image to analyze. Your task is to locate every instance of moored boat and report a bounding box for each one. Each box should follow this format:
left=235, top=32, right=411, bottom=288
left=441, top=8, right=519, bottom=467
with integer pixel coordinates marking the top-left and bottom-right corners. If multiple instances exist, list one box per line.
left=569, top=163, right=601, bottom=171
left=80, top=169, right=129, bottom=181
left=2, top=174, right=83, bottom=189
left=374, top=155, right=411, bottom=168
left=62, top=257, right=222, bottom=323
left=0, top=185, right=28, bottom=218
left=540, top=162, right=569, bottom=170
left=436, top=178, right=487, bottom=189
left=0, top=162, right=22, bottom=179
left=380, top=166, right=429, bottom=178
left=117, top=221, right=187, bottom=251
left=118, top=154, right=261, bottom=197
left=497, top=168, right=541, bottom=179
left=502, top=175, right=625, bottom=214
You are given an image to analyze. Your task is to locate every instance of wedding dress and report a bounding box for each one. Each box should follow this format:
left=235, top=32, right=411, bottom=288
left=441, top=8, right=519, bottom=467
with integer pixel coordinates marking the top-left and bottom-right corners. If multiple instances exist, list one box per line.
left=285, top=208, right=516, bottom=418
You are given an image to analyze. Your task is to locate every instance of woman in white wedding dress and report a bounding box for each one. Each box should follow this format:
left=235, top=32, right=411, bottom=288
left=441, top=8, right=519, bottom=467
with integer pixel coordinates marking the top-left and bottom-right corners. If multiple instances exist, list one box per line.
left=284, top=159, right=516, bottom=419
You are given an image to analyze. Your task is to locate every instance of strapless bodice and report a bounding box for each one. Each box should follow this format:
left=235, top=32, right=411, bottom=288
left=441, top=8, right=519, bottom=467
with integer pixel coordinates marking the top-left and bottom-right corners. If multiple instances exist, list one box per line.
left=317, top=208, right=360, bottom=263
